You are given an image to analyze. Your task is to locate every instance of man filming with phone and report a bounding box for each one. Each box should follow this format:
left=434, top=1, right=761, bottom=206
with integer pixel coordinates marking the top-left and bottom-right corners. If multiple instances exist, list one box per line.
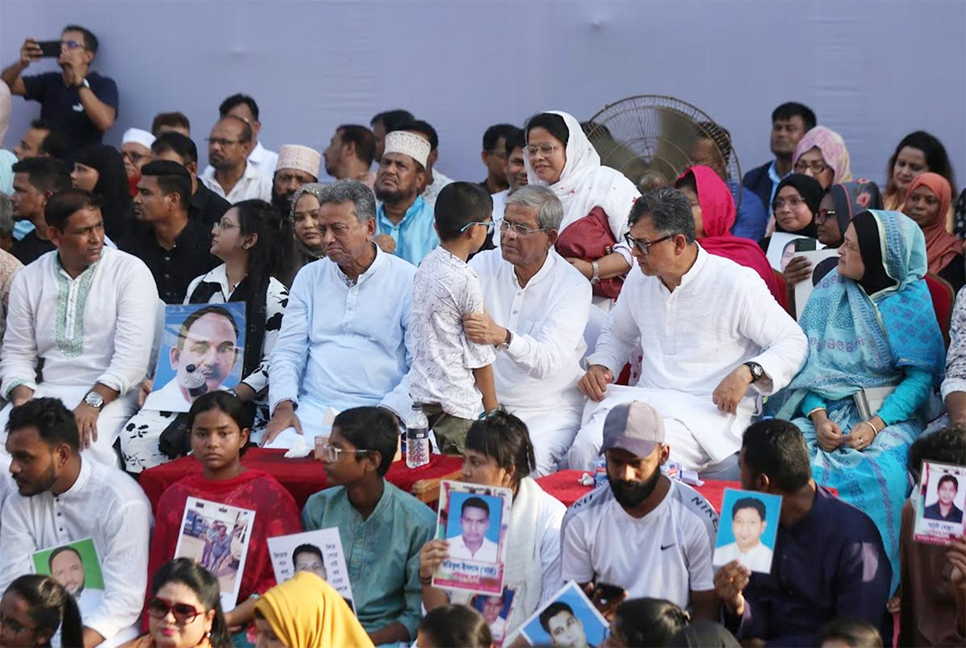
left=2, top=25, right=117, bottom=153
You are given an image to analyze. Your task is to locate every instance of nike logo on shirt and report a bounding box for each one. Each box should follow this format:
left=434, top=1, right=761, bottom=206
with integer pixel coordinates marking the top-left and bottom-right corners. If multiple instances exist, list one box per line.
left=661, top=543, right=675, bottom=550
left=72, top=103, right=84, bottom=112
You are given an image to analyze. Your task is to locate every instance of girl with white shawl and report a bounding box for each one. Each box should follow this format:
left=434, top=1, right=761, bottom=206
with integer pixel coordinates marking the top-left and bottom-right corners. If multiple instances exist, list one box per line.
left=524, top=111, right=640, bottom=302
left=418, top=411, right=566, bottom=646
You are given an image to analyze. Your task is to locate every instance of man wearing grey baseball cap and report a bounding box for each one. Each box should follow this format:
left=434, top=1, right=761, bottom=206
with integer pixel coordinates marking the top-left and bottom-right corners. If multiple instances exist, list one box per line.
left=561, top=401, right=719, bottom=621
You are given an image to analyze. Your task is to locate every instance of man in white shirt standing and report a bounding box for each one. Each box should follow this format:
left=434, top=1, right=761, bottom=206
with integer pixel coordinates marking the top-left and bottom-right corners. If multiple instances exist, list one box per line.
left=263, top=180, right=415, bottom=446
left=199, top=115, right=272, bottom=204
left=0, top=398, right=152, bottom=647
left=0, top=189, right=158, bottom=468
left=447, top=496, right=500, bottom=562
left=466, top=186, right=591, bottom=475
left=569, top=187, right=807, bottom=478
left=211, top=93, right=278, bottom=179
left=561, top=401, right=718, bottom=619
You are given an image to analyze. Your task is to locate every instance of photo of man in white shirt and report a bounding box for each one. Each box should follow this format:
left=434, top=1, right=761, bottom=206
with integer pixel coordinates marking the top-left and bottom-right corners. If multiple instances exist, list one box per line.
left=447, top=496, right=499, bottom=562
left=48, top=544, right=104, bottom=619
left=713, top=496, right=774, bottom=573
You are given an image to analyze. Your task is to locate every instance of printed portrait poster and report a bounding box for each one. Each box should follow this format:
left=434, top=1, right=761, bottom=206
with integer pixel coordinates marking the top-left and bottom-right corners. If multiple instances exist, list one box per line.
left=713, top=488, right=782, bottom=574
left=174, top=497, right=255, bottom=611
left=766, top=232, right=823, bottom=272
left=432, top=480, right=512, bottom=596
left=792, top=248, right=840, bottom=319
left=914, top=461, right=966, bottom=546
left=144, top=303, right=246, bottom=413
left=520, top=581, right=608, bottom=647
left=470, top=587, right=516, bottom=648
left=33, top=538, right=105, bottom=620
left=267, top=528, right=355, bottom=611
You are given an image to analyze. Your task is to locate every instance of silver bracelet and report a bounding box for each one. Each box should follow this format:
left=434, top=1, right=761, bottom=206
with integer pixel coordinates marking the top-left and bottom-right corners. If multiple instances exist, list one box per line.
left=591, top=260, right=601, bottom=285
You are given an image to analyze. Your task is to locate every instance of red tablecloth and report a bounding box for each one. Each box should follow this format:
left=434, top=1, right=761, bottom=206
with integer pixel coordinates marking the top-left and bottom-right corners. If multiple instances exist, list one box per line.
left=536, top=470, right=738, bottom=512
left=139, top=449, right=463, bottom=513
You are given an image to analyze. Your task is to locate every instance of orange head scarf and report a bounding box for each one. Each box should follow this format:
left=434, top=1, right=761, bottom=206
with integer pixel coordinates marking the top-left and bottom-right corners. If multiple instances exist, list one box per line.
left=254, top=572, right=374, bottom=648
left=906, top=172, right=961, bottom=275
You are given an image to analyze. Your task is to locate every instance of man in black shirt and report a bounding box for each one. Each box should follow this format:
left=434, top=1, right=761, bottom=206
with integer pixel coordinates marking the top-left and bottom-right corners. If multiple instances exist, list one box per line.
left=2, top=25, right=118, bottom=153
left=120, top=161, right=217, bottom=303
left=10, top=157, right=72, bottom=264
left=151, top=132, right=230, bottom=228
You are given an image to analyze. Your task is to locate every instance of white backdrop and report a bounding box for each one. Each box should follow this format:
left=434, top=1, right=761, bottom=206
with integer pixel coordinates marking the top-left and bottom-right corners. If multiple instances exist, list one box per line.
left=2, top=0, right=964, bottom=189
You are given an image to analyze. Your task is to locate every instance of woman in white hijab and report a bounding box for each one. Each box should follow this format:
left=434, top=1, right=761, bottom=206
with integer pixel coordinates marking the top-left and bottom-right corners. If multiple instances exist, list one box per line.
left=524, top=111, right=640, bottom=303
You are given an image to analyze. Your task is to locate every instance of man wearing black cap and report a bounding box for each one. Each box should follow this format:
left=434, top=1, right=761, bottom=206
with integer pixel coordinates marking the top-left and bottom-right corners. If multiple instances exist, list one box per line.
left=560, top=401, right=718, bottom=621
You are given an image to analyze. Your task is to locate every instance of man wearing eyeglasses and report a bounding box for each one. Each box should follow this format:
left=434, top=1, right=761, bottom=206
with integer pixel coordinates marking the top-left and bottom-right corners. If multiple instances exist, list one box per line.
left=2, top=26, right=118, bottom=153
left=199, top=116, right=272, bottom=204
left=567, top=187, right=807, bottom=479
left=466, top=185, right=591, bottom=475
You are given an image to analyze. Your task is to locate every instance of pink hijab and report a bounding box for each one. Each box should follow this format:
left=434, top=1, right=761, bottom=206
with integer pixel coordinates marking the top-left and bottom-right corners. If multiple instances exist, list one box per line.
left=679, top=165, right=786, bottom=306
left=907, top=172, right=961, bottom=275
left=792, top=126, right=853, bottom=184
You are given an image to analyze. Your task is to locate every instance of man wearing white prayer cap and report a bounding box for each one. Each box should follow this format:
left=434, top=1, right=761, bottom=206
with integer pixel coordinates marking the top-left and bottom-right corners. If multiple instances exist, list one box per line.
left=120, top=127, right=154, bottom=184
left=272, top=144, right=320, bottom=214
left=374, top=130, right=438, bottom=265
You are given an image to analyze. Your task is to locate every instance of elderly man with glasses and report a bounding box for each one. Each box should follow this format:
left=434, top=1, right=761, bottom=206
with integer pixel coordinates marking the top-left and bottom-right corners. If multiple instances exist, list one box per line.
left=199, top=115, right=272, bottom=203
left=567, top=187, right=808, bottom=479
left=466, top=185, right=592, bottom=475
left=2, top=25, right=118, bottom=153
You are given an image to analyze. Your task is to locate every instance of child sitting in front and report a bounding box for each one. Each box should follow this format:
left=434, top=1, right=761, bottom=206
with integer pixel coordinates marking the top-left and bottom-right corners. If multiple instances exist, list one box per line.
left=409, top=181, right=499, bottom=454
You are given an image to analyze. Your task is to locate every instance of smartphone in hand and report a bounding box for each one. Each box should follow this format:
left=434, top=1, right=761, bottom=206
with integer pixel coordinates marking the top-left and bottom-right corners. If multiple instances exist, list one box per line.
left=37, top=41, right=61, bottom=58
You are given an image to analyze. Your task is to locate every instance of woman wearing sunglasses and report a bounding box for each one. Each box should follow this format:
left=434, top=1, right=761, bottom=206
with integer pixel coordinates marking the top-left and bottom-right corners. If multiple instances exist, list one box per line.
left=418, top=410, right=566, bottom=645
left=126, top=559, right=231, bottom=648
left=147, top=392, right=302, bottom=645
left=0, top=575, right=82, bottom=648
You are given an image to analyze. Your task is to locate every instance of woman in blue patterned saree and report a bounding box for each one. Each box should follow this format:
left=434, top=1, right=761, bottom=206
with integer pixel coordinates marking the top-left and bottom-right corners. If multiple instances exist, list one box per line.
left=771, top=209, right=945, bottom=591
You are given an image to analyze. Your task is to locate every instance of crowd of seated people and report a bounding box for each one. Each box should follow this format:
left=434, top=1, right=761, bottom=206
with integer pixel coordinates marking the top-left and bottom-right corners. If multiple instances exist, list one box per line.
left=1, top=22, right=965, bottom=648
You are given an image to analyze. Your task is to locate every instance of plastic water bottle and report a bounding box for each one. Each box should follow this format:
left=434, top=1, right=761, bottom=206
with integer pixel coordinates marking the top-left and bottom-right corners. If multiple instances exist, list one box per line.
left=406, top=404, right=431, bottom=469
left=182, top=364, right=208, bottom=398
left=593, top=457, right=609, bottom=489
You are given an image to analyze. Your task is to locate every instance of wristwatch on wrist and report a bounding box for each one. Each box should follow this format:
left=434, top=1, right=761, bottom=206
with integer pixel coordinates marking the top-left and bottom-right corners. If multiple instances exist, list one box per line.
left=83, top=390, right=104, bottom=410
left=744, top=362, right=765, bottom=383
left=496, top=329, right=513, bottom=351
left=80, top=77, right=90, bottom=89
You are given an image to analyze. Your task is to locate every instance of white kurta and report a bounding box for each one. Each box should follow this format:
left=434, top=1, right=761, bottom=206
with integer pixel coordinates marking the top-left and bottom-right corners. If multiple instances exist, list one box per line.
left=0, top=249, right=158, bottom=466
left=470, top=249, right=591, bottom=474
left=569, top=246, right=807, bottom=471
left=0, top=458, right=153, bottom=641
left=200, top=160, right=272, bottom=203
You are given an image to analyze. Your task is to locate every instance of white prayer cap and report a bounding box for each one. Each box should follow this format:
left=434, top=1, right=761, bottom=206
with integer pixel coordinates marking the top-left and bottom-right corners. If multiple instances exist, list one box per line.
left=276, top=144, right=321, bottom=178
left=122, top=128, right=155, bottom=149
left=383, top=130, right=430, bottom=168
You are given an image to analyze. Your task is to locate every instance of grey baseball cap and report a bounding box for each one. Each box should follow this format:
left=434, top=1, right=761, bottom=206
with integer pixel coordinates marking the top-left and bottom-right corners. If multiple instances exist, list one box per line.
left=600, top=401, right=665, bottom=457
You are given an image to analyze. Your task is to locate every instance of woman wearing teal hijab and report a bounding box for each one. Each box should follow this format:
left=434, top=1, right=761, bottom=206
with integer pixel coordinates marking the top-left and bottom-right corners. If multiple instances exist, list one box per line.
left=770, top=209, right=945, bottom=591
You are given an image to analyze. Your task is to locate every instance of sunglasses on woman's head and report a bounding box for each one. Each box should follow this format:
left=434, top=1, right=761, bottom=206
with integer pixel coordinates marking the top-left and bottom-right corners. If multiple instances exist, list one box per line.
left=147, top=597, right=203, bottom=624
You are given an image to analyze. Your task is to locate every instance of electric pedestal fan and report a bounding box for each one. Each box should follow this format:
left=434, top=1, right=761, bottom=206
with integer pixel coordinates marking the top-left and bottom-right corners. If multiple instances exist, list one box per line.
left=583, top=95, right=743, bottom=209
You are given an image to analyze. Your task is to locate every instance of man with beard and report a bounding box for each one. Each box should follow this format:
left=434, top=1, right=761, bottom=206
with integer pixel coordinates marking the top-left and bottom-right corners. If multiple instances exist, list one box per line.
left=271, top=144, right=320, bottom=215
left=199, top=115, right=271, bottom=204
left=0, top=190, right=157, bottom=469
left=373, top=130, right=437, bottom=265
left=48, top=545, right=104, bottom=618
left=121, top=160, right=218, bottom=303
left=561, top=401, right=718, bottom=620
left=0, top=398, right=151, bottom=647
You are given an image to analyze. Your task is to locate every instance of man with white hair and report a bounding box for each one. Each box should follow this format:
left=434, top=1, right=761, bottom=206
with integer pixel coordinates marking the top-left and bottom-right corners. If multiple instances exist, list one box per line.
left=466, top=185, right=591, bottom=475
left=373, top=130, right=438, bottom=265
left=272, top=144, right=320, bottom=215
left=120, top=127, right=154, bottom=187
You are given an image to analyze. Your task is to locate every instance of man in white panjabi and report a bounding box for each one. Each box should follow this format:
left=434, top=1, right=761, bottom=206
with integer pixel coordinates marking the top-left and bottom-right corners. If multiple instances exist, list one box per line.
left=0, top=189, right=158, bottom=469
left=569, top=187, right=807, bottom=478
left=467, top=185, right=591, bottom=475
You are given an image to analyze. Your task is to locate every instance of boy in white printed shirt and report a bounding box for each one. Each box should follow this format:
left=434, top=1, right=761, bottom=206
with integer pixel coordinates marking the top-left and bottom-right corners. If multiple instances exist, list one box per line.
left=409, top=182, right=498, bottom=453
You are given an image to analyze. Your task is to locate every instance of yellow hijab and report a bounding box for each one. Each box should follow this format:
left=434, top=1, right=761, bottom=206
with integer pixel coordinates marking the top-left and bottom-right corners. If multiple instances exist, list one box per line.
left=254, top=572, right=374, bottom=648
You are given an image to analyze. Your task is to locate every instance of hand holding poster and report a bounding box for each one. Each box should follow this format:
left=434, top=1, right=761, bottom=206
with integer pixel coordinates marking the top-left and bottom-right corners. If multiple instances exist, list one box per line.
left=144, top=303, right=246, bottom=413
left=914, top=461, right=966, bottom=545
left=713, top=488, right=782, bottom=574
left=432, top=480, right=512, bottom=596
left=519, top=581, right=609, bottom=647
left=267, top=528, right=355, bottom=611
left=32, top=538, right=105, bottom=620
left=765, top=232, right=824, bottom=272
left=174, top=497, right=255, bottom=611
